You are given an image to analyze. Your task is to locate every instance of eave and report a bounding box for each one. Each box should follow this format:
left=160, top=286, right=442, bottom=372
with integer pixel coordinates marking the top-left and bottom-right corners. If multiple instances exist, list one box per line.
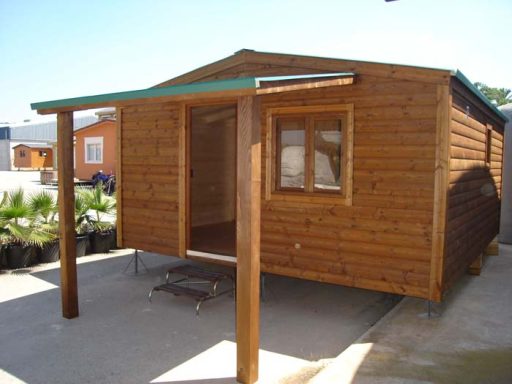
left=31, top=74, right=355, bottom=115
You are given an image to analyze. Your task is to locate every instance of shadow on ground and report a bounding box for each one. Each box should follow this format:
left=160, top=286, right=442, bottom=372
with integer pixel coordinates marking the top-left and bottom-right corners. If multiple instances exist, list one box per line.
left=0, top=251, right=400, bottom=384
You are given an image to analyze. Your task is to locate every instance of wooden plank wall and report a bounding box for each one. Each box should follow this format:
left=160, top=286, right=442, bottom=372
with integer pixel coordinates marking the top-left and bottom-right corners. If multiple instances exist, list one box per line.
left=120, top=103, right=181, bottom=255
left=443, top=80, right=505, bottom=290
left=259, top=75, right=438, bottom=299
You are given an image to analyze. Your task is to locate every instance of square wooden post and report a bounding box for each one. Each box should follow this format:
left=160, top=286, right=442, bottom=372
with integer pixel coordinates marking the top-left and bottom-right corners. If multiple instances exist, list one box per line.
left=57, top=111, right=79, bottom=319
left=236, top=96, right=261, bottom=384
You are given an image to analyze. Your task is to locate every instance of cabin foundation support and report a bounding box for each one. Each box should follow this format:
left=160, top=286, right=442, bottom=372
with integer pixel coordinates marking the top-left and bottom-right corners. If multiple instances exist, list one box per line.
left=57, top=111, right=79, bottom=319
left=468, top=253, right=483, bottom=276
left=236, top=95, right=261, bottom=384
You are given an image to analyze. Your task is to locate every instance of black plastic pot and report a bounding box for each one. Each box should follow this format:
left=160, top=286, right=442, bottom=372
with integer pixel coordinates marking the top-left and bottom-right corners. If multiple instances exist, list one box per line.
left=89, top=231, right=113, bottom=254
left=0, top=245, right=6, bottom=268
left=76, top=235, right=88, bottom=257
left=5, top=244, right=36, bottom=269
left=38, top=240, right=60, bottom=263
left=110, top=228, right=118, bottom=250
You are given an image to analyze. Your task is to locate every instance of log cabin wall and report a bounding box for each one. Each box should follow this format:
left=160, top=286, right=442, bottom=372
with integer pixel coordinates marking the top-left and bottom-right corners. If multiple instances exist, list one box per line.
left=443, top=79, right=505, bottom=291
left=259, top=75, right=438, bottom=299
left=119, top=102, right=181, bottom=255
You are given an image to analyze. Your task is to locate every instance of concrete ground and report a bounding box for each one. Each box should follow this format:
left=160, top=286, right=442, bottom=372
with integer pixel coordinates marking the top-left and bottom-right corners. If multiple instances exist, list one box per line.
left=0, top=170, right=56, bottom=194
left=0, top=249, right=399, bottom=384
left=311, top=244, right=512, bottom=384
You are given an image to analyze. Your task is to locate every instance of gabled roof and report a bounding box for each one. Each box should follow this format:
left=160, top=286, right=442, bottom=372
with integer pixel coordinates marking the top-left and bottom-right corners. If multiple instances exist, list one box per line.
left=157, top=49, right=507, bottom=122
left=73, top=118, right=116, bottom=135
left=13, top=144, right=52, bottom=149
left=30, top=49, right=507, bottom=122
left=155, top=49, right=453, bottom=87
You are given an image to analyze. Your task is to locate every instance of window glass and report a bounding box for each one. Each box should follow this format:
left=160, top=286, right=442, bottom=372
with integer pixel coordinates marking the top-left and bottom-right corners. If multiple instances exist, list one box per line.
left=314, top=119, right=342, bottom=191
left=95, top=144, right=102, bottom=162
left=278, top=119, right=305, bottom=189
left=86, top=143, right=102, bottom=162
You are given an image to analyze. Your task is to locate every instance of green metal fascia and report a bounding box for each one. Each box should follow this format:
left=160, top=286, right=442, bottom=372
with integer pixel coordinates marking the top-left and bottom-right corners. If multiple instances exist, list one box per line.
left=31, top=77, right=258, bottom=111
left=452, top=70, right=509, bottom=122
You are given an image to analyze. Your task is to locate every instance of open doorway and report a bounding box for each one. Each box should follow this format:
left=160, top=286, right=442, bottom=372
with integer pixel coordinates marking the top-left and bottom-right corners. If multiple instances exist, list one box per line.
left=188, top=104, right=237, bottom=257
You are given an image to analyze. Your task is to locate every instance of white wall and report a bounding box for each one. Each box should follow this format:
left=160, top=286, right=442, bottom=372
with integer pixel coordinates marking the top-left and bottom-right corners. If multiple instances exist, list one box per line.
left=0, top=140, right=11, bottom=171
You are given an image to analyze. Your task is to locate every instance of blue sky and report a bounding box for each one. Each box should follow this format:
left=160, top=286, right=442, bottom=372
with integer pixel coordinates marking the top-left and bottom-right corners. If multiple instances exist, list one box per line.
left=1, top=0, right=511, bottom=123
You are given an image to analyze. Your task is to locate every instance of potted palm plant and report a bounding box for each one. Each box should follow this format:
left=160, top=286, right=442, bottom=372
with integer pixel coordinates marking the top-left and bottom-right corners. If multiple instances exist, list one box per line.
left=29, top=190, right=60, bottom=263
left=77, top=185, right=116, bottom=254
left=0, top=189, right=55, bottom=269
left=74, top=189, right=92, bottom=257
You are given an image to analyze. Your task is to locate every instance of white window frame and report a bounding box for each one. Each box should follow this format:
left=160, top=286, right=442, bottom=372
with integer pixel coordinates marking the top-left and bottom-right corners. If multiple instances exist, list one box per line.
left=84, top=136, right=103, bottom=164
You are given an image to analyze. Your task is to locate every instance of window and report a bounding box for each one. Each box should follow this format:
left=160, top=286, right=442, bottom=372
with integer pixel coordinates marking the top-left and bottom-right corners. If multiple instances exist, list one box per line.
left=19, top=150, right=25, bottom=158
left=485, top=124, right=492, bottom=167
left=39, top=150, right=47, bottom=157
left=84, top=137, right=103, bottom=164
left=268, top=104, right=353, bottom=204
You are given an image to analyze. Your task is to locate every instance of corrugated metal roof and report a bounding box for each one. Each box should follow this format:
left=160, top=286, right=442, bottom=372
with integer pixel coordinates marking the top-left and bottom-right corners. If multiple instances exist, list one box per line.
left=9, top=116, right=98, bottom=141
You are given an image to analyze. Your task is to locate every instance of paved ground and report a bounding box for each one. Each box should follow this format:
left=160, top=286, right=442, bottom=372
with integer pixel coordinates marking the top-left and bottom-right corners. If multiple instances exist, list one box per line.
left=0, top=249, right=399, bottom=384
left=0, top=170, right=56, bottom=194
left=310, top=244, right=512, bottom=384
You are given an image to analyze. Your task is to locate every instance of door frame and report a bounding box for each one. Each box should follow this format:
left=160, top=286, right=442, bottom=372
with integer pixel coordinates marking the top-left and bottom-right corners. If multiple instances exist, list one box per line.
left=185, top=100, right=238, bottom=257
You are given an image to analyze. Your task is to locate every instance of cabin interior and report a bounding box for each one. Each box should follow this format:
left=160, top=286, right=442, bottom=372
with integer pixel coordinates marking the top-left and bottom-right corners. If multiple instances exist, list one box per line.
left=189, top=104, right=237, bottom=256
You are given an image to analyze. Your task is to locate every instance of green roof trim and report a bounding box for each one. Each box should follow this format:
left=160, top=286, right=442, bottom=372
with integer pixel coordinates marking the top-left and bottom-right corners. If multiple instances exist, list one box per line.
left=31, top=77, right=259, bottom=111
left=452, top=70, right=509, bottom=122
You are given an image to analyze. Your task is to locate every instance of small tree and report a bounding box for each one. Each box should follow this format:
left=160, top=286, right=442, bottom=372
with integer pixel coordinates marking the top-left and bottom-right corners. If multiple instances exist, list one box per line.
left=474, top=82, right=512, bottom=106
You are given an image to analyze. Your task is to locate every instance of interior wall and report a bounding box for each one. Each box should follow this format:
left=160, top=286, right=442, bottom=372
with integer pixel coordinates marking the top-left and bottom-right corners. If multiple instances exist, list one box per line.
left=190, top=104, right=236, bottom=228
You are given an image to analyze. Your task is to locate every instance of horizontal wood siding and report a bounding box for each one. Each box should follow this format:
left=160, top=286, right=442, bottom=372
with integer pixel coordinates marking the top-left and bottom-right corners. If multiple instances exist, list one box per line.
left=443, top=80, right=505, bottom=291
left=120, top=103, right=181, bottom=254
left=260, top=75, right=438, bottom=299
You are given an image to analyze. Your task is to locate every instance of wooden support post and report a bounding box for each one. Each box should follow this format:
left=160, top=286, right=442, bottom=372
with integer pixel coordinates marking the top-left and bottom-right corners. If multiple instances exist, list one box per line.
left=429, top=84, right=451, bottom=302
left=236, top=96, right=261, bottom=384
left=57, top=111, right=78, bottom=319
left=115, top=107, right=123, bottom=248
left=469, top=253, right=483, bottom=275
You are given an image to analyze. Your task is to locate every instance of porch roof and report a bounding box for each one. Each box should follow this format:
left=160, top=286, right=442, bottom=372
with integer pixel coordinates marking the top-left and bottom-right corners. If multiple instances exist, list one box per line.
left=31, top=73, right=355, bottom=115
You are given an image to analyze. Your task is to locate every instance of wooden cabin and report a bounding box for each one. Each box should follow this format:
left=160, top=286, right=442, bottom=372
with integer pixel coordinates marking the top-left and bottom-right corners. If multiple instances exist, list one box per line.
left=73, top=119, right=116, bottom=180
left=31, top=50, right=508, bottom=383
left=12, top=144, right=53, bottom=169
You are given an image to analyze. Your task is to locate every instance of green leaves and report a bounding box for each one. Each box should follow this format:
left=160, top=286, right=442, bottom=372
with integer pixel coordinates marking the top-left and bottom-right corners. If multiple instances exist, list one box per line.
left=474, top=82, right=512, bottom=107
left=75, top=184, right=116, bottom=234
left=0, top=189, right=56, bottom=247
left=0, top=184, right=117, bottom=246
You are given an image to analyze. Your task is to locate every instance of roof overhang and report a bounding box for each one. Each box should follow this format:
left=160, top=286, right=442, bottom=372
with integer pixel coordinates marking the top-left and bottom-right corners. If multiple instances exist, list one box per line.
left=31, top=73, right=355, bottom=115
left=451, top=70, right=509, bottom=122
